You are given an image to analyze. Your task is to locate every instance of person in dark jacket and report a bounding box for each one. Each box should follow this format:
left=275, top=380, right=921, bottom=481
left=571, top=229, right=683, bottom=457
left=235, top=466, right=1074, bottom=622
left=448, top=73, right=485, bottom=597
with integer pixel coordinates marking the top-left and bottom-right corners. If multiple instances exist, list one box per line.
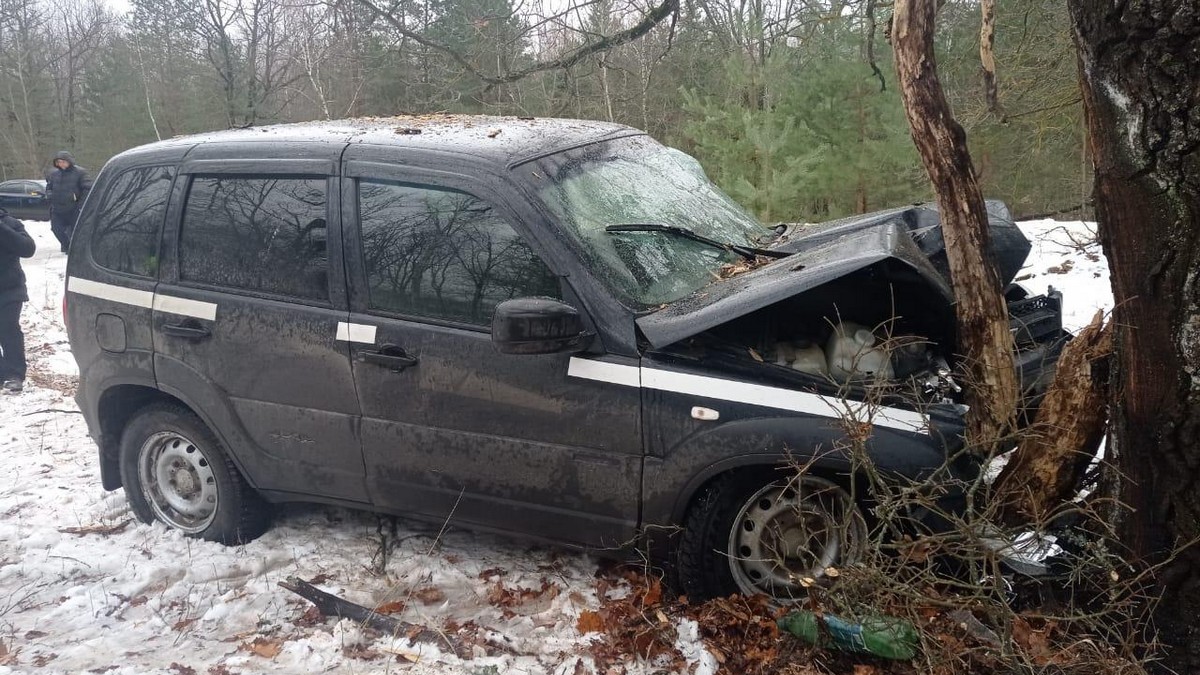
left=0, top=207, right=36, bottom=393
left=46, top=150, right=91, bottom=253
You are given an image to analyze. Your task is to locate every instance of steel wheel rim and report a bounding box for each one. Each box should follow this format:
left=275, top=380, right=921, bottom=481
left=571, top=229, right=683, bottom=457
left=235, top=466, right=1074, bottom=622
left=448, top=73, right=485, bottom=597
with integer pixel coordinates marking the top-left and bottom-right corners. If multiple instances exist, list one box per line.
left=138, top=431, right=219, bottom=534
left=727, top=476, right=866, bottom=599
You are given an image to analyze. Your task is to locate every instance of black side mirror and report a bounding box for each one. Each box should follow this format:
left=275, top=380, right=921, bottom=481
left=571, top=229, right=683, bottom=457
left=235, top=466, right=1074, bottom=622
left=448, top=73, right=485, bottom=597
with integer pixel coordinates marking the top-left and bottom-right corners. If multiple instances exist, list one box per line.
left=491, top=297, right=593, bottom=355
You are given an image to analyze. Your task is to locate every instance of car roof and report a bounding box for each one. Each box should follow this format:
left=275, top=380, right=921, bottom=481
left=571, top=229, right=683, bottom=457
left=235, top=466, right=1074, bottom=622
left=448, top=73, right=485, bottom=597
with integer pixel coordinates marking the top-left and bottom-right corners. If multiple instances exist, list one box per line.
left=115, top=115, right=642, bottom=168
left=0, top=179, right=42, bottom=190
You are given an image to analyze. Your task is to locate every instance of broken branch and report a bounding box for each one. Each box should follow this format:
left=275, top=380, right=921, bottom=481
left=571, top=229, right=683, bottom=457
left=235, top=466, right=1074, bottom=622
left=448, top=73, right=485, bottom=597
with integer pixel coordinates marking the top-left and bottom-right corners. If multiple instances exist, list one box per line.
left=278, top=577, right=473, bottom=658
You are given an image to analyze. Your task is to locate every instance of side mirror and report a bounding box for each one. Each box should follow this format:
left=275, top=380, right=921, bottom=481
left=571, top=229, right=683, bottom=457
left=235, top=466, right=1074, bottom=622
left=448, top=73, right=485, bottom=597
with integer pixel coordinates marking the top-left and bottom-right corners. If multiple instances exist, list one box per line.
left=491, top=297, right=593, bottom=355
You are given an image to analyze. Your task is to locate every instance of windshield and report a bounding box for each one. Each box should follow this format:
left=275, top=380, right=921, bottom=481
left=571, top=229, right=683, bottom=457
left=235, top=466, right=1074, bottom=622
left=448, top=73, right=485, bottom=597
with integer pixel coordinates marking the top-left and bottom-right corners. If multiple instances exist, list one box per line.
left=524, top=135, right=769, bottom=309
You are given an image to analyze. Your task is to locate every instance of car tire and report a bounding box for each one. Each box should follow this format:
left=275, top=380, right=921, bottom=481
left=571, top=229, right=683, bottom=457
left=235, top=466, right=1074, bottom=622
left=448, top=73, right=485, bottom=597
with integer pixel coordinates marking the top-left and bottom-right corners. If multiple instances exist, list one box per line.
left=119, top=403, right=271, bottom=544
left=674, top=471, right=867, bottom=602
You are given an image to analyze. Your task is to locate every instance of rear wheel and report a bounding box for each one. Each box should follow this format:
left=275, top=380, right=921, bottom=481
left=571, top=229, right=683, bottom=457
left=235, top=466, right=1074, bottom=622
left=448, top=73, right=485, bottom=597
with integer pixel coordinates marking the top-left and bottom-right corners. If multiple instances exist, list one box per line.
left=119, top=403, right=270, bottom=544
left=675, top=471, right=867, bottom=602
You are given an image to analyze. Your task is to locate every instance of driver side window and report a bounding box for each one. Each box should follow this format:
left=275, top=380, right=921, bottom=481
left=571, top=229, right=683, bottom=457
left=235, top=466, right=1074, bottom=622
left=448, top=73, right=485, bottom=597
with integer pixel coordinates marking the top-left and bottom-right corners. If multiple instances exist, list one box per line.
left=357, top=179, right=560, bottom=326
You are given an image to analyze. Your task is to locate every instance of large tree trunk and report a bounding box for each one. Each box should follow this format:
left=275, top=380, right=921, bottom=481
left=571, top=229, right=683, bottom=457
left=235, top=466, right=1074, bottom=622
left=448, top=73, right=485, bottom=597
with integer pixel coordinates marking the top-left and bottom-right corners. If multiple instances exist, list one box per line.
left=891, top=0, right=1019, bottom=451
left=1067, top=2, right=1200, bottom=671
left=992, top=311, right=1111, bottom=525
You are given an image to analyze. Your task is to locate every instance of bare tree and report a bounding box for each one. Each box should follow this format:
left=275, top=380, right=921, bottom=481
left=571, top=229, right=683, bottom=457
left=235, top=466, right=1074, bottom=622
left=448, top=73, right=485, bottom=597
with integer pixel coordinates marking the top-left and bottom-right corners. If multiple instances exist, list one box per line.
left=891, top=0, right=1019, bottom=450
left=350, top=0, right=680, bottom=89
left=45, top=0, right=113, bottom=146
left=0, top=0, right=51, bottom=175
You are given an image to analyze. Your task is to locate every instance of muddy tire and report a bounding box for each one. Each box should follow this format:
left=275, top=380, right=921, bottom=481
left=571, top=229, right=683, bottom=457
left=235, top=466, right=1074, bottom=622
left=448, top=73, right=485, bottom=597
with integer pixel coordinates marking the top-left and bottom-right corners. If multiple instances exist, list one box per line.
left=119, top=403, right=270, bottom=544
left=675, top=471, right=867, bottom=602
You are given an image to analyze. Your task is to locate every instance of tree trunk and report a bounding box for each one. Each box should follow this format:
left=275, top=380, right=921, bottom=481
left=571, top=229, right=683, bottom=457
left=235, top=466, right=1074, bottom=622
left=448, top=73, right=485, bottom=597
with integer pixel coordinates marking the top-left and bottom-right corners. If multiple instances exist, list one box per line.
left=992, top=311, right=1111, bottom=525
left=1068, top=2, right=1200, bottom=671
left=892, top=0, right=1019, bottom=451
left=979, top=0, right=999, bottom=114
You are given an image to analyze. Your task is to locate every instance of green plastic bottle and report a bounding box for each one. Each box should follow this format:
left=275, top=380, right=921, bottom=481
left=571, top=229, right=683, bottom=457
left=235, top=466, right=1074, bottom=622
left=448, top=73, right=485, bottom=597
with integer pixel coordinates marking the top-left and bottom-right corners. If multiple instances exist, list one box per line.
left=778, top=610, right=920, bottom=660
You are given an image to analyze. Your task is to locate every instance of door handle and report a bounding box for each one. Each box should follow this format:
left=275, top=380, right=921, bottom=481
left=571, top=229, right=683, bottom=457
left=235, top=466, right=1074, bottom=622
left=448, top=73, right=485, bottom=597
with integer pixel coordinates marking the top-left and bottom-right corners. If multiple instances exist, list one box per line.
left=359, top=345, right=418, bottom=372
left=161, top=321, right=211, bottom=340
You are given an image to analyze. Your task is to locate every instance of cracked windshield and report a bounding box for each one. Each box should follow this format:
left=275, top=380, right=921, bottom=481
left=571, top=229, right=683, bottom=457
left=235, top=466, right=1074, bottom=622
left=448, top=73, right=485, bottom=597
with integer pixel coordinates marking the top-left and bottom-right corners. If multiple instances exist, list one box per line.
left=528, top=135, right=771, bottom=309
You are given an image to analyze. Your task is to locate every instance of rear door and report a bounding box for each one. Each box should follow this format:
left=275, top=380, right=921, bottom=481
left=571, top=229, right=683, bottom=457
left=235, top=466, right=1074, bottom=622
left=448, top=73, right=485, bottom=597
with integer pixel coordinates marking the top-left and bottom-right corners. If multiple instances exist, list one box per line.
left=153, top=157, right=367, bottom=502
left=341, top=156, right=644, bottom=548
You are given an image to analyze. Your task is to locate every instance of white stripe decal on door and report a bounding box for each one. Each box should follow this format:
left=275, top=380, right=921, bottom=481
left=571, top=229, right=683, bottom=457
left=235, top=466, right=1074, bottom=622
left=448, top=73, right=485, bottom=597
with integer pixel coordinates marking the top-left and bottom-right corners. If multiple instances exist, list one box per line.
left=67, top=277, right=154, bottom=308
left=567, top=357, right=641, bottom=388
left=567, top=356, right=929, bottom=435
left=153, top=294, right=218, bottom=321
left=336, top=322, right=377, bottom=344
left=68, top=277, right=219, bottom=321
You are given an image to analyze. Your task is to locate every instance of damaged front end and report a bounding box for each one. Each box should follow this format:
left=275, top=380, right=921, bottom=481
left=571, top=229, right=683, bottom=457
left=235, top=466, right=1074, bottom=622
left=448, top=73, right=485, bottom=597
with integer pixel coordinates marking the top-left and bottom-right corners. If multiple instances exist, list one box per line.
left=637, top=200, right=1068, bottom=443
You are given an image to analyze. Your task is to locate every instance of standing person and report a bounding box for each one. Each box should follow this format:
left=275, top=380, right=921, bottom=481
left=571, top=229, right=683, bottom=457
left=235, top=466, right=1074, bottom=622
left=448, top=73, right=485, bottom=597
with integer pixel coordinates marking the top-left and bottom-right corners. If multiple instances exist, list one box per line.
left=0, top=207, right=36, bottom=393
left=46, top=150, right=91, bottom=253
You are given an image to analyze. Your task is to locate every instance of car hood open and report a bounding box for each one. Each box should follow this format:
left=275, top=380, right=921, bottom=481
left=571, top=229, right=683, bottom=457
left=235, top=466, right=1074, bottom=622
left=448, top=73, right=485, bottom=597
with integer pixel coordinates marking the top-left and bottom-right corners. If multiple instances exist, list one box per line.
left=635, top=201, right=1031, bottom=349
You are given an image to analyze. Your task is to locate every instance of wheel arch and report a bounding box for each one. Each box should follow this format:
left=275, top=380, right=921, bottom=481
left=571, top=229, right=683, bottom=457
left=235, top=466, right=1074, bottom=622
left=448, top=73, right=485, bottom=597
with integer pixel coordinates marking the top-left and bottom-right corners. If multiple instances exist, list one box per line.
left=96, top=384, right=189, bottom=490
left=669, top=454, right=862, bottom=529
left=95, top=383, right=258, bottom=494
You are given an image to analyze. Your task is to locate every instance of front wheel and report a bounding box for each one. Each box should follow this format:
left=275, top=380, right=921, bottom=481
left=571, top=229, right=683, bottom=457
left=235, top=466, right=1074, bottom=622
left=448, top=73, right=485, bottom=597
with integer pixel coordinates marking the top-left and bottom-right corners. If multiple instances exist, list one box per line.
left=119, top=403, right=270, bottom=544
left=675, top=472, right=868, bottom=602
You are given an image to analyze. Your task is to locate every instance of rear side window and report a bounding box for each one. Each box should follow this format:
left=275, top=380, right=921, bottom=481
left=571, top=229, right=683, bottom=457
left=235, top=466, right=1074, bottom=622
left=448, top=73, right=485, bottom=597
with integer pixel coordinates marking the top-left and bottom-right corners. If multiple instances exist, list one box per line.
left=91, top=166, right=175, bottom=277
left=358, top=180, right=560, bottom=326
left=180, top=176, right=329, bottom=301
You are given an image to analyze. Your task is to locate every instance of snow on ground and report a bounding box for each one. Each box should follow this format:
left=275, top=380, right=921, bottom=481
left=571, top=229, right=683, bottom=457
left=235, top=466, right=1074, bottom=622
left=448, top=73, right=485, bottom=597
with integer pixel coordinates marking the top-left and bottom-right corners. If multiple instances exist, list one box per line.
left=1013, top=219, right=1111, bottom=332
left=0, top=218, right=1111, bottom=675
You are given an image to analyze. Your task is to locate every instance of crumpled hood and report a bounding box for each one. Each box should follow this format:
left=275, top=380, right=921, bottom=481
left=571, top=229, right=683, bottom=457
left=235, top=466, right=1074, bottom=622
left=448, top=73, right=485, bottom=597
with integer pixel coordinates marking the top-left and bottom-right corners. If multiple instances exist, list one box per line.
left=635, top=201, right=1031, bottom=349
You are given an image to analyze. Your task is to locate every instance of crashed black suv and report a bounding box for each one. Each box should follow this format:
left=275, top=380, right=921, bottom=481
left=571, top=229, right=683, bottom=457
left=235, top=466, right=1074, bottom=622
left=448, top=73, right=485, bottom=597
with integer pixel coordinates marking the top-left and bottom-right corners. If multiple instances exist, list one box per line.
left=66, top=115, right=1064, bottom=602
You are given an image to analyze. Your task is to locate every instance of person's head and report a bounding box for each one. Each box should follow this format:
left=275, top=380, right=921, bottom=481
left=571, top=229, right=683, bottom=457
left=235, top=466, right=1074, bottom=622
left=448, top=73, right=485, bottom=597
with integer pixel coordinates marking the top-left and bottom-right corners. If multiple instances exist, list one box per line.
left=53, top=151, right=75, bottom=170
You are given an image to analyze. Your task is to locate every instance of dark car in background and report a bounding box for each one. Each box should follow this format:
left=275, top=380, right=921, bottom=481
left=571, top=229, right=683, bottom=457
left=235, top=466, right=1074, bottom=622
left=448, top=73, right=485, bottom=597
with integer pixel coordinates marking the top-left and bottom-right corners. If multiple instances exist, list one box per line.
left=0, top=179, right=50, bottom=221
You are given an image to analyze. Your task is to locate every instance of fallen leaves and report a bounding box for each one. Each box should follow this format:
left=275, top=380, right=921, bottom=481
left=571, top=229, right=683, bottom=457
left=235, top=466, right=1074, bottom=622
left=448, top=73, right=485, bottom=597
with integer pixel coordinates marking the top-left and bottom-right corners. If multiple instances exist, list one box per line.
left=576, top=610, right=604, bottom=634
left=1011, top=617, right=1061, bottom=666
left=413, top=586, right=447, bottom=605
left=294, top=605, right=325, bottom=627
left=687, top=593, right=781, bottom=674
left=240, top=637, right=283, bottom=659
left=374, top=600, right=407, bottom=615
left=485, top=577, right=559, bottom=612
left=716, top=255, right=773, bottom=280
left=581, top=568, right=685, bottom=673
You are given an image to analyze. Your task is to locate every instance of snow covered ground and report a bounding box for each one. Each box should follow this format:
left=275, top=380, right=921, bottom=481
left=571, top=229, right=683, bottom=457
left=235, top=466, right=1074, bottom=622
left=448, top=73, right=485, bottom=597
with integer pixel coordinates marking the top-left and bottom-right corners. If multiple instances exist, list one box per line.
left=0, top=219, right=1112, bottom=675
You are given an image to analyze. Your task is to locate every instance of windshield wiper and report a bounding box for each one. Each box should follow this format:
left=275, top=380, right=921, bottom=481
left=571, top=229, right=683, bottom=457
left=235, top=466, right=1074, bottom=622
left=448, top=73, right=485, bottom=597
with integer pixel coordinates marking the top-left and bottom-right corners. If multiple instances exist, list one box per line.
left=604, top=223, right=789, bottom=261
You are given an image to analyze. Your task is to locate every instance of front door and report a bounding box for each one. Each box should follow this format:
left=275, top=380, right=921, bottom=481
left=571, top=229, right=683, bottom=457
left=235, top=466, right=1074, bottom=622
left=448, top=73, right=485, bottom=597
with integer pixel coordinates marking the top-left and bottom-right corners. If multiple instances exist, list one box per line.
left=342, top=159, right=643, bottom=548
left=154, top=163, right=366, bottom=502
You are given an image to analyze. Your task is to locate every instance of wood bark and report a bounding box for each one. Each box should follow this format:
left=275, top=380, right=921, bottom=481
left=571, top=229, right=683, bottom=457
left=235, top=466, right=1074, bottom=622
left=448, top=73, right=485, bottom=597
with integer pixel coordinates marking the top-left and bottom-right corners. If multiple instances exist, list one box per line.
left=1067, top=2, right=1200, bottom=671
left=979, top=0, right=999, bottom=114
left=993, top=311, right=1111, bottom=525
left=891, top=0, right=1019, bottom=452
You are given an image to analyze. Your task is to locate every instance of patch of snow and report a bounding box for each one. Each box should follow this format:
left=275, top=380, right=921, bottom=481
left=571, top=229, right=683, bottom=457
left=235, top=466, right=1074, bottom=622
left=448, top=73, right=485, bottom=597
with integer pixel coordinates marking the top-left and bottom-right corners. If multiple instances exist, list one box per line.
left=1015, top=219, right=1112, bottom=332
left=675, top=619, right=720, bottom=675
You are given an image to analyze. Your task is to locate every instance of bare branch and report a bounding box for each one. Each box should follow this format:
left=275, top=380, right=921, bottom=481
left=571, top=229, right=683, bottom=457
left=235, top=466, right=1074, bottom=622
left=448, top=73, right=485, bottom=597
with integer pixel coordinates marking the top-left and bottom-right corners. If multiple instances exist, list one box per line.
left=348, top=0, right=678, bottom=87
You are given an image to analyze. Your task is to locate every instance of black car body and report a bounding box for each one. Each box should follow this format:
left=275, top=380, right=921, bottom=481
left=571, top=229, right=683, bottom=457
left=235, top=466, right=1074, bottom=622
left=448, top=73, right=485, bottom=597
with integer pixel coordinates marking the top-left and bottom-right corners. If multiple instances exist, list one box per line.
left=65, top=116, right=1065, bottom=601
left=0, top=179, right=50, bottom=221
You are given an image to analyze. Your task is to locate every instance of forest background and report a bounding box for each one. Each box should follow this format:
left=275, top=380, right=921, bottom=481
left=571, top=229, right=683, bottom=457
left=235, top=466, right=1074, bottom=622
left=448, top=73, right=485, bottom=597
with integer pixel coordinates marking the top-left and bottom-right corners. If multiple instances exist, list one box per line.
left=0, top=0, right=1084, bottom=224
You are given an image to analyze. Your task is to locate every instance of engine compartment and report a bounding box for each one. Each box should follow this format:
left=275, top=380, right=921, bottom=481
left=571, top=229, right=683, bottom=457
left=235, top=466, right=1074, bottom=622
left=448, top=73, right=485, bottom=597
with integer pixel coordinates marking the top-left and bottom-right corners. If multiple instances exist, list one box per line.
left=654, top=265, right=1067, bottom=414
